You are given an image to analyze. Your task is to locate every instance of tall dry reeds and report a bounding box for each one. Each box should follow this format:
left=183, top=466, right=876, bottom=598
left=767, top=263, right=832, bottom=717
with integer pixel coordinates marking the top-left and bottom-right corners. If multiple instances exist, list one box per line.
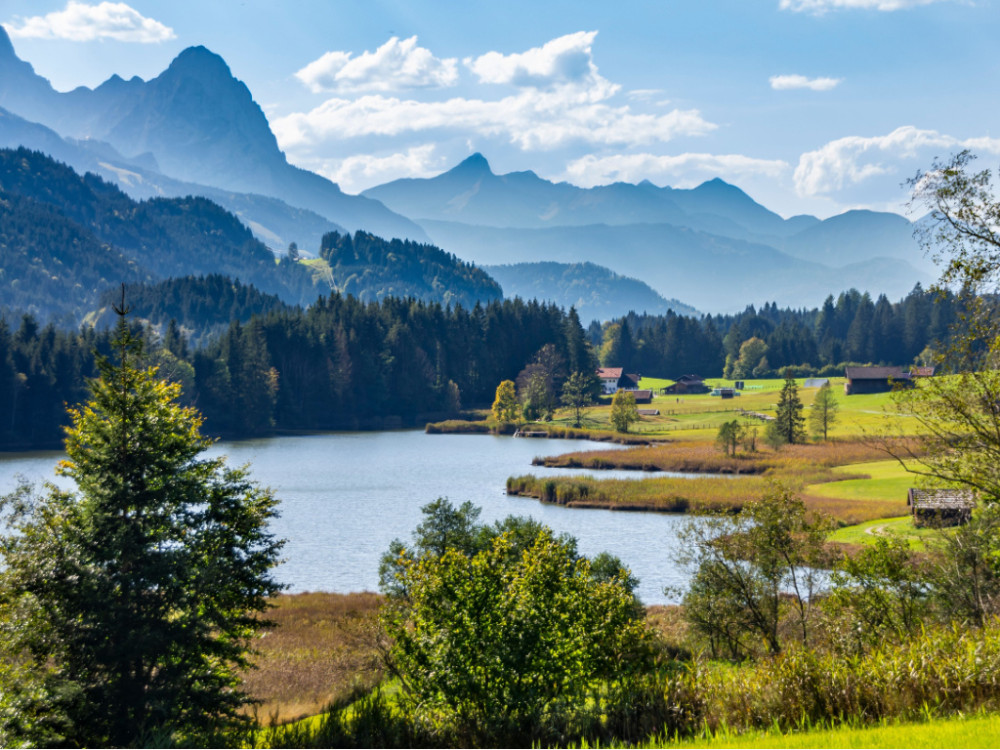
left=243, top=592, right=383, bottom=723
left=535, top=438, right=911, bottom=474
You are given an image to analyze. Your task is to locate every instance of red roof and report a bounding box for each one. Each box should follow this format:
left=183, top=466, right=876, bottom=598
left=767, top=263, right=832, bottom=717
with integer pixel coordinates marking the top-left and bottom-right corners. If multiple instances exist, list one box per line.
left=597, top=367, right=623, bottom=379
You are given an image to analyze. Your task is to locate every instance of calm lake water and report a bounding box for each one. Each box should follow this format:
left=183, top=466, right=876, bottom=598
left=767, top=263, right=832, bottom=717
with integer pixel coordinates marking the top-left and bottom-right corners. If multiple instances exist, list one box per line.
left=0, top=431, right=697, bottom=604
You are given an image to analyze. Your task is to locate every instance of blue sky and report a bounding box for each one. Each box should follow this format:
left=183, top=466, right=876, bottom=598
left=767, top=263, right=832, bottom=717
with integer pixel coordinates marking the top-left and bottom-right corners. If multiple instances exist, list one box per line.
left=2, top=0, right=998, bottom=218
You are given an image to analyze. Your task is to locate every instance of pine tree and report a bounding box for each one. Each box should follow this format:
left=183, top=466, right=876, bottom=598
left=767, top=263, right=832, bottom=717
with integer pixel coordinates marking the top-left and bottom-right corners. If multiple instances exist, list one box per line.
left=773, top=369, right=806, bottom=445
left=0, top=302, right=284, bottom=747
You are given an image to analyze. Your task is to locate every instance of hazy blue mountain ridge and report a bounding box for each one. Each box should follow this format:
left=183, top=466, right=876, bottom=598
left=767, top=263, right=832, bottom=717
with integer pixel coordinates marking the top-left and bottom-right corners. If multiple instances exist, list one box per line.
left=421, top=219, right=927, bottom=313
left=0, top=27, right=427, bottom=244
left=0, top=106, right=345, bottom=253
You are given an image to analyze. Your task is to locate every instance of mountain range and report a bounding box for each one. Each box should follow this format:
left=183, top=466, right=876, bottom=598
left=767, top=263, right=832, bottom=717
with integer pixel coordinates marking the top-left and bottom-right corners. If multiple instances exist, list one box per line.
left=0, top=29, right=424, bottom=245
left=365, top=154, right=933, bottom=311
left=0, top=25, right=934, bottom=316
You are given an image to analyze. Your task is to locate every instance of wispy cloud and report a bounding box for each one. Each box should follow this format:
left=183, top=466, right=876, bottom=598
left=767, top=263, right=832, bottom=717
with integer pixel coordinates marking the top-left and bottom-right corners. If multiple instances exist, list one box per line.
left=794, top=126, right=1000, bottom=196
left=295, top=36, right=458, bottom=94
left=564, top=152, right=790, bottom=188
left=5, top=1, right=174, bottom=42
left=769, top=74, right=842, bottom=91
left=780, top=0, right=951, bottom=13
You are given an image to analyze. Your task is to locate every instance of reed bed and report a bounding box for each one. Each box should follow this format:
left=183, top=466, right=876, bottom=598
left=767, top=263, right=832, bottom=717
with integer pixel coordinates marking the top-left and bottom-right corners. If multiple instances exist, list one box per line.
left=535, top=439, right=910, bottom=474
left=243, top=592, right=383, bottom=723
left=506, top=472, right=903, bottom=525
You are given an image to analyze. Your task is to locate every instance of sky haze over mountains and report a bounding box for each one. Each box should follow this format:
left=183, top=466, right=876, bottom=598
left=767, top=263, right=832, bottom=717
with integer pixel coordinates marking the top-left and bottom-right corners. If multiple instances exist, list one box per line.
left=2, top=0, right=997, bottom=220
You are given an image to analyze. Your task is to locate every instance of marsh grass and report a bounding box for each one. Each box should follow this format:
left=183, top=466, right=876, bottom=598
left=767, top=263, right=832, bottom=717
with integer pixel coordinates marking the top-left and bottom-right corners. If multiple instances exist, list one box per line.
left=535, top=439, right=907, bottom=474
left=243, top=592, right=383, bottom=723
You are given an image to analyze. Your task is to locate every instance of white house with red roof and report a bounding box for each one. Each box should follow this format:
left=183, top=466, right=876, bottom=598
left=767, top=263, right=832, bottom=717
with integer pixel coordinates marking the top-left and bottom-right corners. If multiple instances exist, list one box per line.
left=596, top=367, right=641, bottom=395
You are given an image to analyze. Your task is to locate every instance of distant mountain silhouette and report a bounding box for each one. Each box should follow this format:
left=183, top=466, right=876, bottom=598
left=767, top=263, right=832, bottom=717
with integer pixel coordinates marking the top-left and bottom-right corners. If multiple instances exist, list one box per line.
left=364, top=153, right=932, bottom=311
left=0, top=27, right=426, bottom=243
left=421, top=219, right=929, bottom=313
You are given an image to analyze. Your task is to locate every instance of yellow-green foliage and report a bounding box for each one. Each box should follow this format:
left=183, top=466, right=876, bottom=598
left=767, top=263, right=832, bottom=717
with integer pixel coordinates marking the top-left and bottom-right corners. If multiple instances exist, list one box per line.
left=626, top=712, right=1000, bottom=749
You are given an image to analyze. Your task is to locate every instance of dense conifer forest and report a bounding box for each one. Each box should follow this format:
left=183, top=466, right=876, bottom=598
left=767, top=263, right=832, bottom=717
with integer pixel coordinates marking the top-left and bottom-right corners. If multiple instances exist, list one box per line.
left=0, top=281, right=962, bottom=450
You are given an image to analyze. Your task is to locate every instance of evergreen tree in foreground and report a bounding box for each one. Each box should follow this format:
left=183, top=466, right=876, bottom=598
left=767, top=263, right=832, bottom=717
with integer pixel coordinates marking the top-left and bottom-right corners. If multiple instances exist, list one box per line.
left=0, top=301, right=284, bottom=747
left=771, top=369, right=806, bottom=445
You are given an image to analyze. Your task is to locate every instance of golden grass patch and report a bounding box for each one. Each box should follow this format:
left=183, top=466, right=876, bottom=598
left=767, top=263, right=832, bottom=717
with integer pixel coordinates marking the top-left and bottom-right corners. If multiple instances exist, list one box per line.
left=244, top=591, right=383, bottom=724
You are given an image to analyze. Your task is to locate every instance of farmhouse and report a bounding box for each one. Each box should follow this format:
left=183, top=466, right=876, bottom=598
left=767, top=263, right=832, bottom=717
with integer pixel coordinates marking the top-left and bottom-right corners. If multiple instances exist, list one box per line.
left=663, top=374, right=710, bottom=395
left=908, top=488, right=975, bottom=527
left=596, top=367, right=642, bottom=395
left=843, top=366, right=913, bottom=395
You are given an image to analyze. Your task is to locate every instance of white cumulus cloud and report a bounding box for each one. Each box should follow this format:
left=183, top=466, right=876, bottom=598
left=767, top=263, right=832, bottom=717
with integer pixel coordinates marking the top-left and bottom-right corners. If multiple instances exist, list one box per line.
left=564, top=152, right=790, bottom=188
left=273, top=89, right=715, bottom=152
left=780, top=0, right=951, bottom=12
left=769, top=74, right=842, bottom=91
left=794, top=126, right=1000, bottom=197
left=309, top=145, right=444, bottom=193
left=465, top=31, right=616, bottom=99
left=295, top=36, right=458, bottom=94
left=5, top=1, right=174, bottom=42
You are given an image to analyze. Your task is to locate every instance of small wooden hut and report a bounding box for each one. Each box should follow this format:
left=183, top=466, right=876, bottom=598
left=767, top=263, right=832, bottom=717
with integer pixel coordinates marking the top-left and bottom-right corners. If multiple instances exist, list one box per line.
left=907, top=488, right=975, bottom=527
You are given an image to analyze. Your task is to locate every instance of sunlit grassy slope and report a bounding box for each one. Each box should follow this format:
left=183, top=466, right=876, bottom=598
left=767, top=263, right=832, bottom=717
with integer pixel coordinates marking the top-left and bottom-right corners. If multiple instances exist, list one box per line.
left=665, top=713, right=1000, bottom=749
left=544, top=377, right=907, bottom=441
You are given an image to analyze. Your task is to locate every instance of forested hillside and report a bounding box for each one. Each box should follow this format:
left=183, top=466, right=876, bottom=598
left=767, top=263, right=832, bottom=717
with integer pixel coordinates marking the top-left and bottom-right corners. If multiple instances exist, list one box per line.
left=0, top=148, right=506, bottom=326
left=0, top=191, right=148, bottom=324
left=0, top=147, right=317, bottom=319
left=317, top=230, right=503, bottom=309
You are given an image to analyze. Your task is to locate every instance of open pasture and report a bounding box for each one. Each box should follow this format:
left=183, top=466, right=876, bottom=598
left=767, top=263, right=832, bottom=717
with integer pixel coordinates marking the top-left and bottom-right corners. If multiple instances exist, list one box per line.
left=542, top=376, right=908, bottom=441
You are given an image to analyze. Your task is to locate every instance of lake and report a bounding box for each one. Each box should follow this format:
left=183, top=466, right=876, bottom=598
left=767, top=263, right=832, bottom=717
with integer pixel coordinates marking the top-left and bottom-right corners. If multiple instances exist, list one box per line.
left=0, top=430, right=697, bottom=605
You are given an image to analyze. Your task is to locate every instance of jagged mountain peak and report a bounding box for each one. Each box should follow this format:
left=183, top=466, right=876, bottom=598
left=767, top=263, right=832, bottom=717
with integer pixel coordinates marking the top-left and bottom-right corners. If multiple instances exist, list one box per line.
left=0, top=24, right=15, bottom=59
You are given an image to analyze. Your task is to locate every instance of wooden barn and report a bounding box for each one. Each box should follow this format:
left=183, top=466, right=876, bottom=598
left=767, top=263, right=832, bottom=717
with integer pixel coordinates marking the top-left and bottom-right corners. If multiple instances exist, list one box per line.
left=843, top=366, right=912, bottom=395
left=664, top=374, right=709, bottom=395
left=908, top=488, right=975, bottom=527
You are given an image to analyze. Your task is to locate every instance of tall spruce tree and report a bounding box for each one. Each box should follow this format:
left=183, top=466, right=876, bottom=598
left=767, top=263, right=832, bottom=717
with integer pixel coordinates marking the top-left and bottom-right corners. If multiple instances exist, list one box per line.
left=0, top=301, right=284, bottom=747
left=772, top=369, right=806, bottom=445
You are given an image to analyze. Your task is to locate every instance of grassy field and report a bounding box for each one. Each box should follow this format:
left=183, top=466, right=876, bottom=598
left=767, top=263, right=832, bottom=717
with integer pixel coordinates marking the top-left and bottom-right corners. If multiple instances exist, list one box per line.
left=827, top=515, right=945, bottom=550
left=535, top=376, right=911, bottom=441
left=807, top=458, right=914, bottom=502
left=497, top=376, right=926, bottom=528
left=667, top=713, right=1000, bottom=749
